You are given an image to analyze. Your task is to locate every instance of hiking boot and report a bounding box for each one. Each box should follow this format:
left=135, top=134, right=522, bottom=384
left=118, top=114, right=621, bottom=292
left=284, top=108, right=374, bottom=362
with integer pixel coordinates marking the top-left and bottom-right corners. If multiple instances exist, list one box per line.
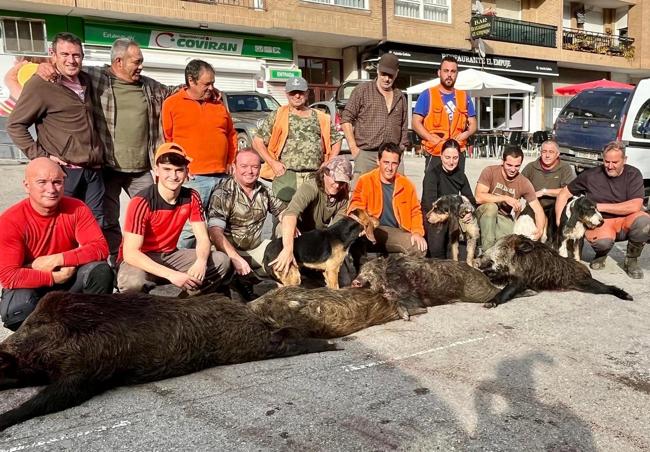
left=589, top=251, right=608, bottom=270
left=624, top=241, right=645, bottom=279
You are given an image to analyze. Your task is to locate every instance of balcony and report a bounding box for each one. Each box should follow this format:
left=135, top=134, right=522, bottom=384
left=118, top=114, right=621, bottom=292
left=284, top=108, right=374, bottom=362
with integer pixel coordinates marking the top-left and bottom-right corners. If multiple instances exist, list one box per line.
left=182, top=0, right=265, bottom=9
left=562, top=28, right=634, bottom=58
left=470, top=15, right=557, bottom=48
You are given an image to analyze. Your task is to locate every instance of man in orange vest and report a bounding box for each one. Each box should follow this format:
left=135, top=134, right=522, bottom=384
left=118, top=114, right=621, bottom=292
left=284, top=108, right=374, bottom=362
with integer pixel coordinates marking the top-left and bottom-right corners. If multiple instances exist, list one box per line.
left=253, top=77, right=343, bottom=203
left=412, top=56, right=477, bottom=173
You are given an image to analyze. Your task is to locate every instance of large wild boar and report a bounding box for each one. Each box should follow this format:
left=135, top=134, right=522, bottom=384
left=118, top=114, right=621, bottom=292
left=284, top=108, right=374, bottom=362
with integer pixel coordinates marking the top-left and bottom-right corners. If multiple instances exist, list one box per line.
left=0, top=291, right=336, bottom=431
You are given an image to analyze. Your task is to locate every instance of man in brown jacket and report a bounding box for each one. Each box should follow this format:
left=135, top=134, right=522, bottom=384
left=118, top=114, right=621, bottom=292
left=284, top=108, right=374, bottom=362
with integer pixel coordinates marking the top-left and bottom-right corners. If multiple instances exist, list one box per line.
left=7, top=32, right=105, bottom=226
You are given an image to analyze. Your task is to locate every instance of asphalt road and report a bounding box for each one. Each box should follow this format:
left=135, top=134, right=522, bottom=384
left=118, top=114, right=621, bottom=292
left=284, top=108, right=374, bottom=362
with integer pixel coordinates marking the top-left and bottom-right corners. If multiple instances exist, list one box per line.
left=0, top=156, right=648, bottom=451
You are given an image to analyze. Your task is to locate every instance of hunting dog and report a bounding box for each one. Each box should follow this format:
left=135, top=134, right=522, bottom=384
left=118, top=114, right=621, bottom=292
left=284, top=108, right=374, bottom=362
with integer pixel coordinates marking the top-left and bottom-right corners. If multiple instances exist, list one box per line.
left=0, top=291, right=336, bottom=431
left=555, top=196, right=603, bottom=260
left=476, top=234, right=632, bottom=307
left=426, top=194, right=480, bottom=265
left=263, top=209, right=379, bottom=289
left=512, top=203, right=550, bottom=243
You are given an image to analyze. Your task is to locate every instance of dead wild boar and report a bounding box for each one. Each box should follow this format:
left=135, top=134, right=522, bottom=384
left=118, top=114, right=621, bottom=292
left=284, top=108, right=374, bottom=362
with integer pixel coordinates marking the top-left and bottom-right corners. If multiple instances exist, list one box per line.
left=476, top=234, right=633, bottom=307
left=249, top=286, right=427, bottom=338
left=0, top=291, right=337, bottom=431
left=352, top=254, right=501, bottom=310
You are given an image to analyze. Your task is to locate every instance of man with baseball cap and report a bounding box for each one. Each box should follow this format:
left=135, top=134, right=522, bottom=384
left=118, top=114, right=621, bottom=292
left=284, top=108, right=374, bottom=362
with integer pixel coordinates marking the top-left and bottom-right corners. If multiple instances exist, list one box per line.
left=341, top=53, right=409, bottom=184
left=269, top=156, right=354, bottom=283
left=253, top=76, right=343, bottom=203
left=117, top=142, right=231, bottom=295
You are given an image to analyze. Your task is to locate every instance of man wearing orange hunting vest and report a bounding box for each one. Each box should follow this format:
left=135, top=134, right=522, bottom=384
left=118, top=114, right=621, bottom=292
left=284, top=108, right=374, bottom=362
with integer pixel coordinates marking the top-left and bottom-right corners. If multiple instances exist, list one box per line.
left=412, top=56, right=477, bottom=173
left=253, top=77, right=343, bottom=203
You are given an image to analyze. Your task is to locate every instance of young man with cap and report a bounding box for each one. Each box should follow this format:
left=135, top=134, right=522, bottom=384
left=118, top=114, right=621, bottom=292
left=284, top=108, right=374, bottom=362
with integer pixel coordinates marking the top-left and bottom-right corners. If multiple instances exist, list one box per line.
left=117, top=143, right=231, bottom=295
left=269, top=156, right=353, bottom=277
left=341, top=53, right=409, bottom=184
left=253, top=76, right=343, bottom=203
left=412, top=55, right=477, bottom=173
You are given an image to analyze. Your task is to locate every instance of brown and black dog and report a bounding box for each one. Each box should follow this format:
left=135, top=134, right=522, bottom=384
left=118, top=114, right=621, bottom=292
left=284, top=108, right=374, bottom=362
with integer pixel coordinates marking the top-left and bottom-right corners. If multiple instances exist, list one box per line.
left=263, top=209, right=379, bottom=289
left=426, top=194, right=480, bottom=265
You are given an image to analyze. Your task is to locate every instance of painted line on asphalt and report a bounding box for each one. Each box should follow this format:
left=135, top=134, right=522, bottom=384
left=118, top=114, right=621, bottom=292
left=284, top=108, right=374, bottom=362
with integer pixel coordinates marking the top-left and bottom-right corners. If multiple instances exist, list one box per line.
left=0, top=420, right=132, bottom=452
left=342, top=334, right=498, bottom=372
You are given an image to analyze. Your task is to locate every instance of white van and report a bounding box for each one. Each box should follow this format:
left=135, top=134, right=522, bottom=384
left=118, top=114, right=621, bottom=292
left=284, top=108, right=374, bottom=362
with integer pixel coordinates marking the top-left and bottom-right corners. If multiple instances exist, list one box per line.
left=619, top=78, right=650, bottom=197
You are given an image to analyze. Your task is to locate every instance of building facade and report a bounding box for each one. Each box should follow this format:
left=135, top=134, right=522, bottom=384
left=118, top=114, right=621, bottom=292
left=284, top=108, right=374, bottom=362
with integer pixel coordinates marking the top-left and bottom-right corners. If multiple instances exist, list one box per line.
left=0, top=0, right=648, bottom=135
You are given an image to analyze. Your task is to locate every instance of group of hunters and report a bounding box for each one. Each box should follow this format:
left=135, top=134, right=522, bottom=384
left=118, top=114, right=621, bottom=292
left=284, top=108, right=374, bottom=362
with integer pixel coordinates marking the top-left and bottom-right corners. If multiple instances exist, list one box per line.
left=0, top=32, right=648, bottom=332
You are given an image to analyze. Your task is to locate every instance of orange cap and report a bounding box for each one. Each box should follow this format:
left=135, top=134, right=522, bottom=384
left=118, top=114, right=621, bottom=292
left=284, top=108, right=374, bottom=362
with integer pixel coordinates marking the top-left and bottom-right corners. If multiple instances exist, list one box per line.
left=154, top=142, right=192, bottom=164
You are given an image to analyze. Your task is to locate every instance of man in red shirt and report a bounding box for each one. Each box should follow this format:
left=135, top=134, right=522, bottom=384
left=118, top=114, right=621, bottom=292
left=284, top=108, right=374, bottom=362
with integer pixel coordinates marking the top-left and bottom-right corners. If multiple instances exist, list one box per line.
left=117, top=143, right=231, bottom=295
left=0, top=158, right=113, bottom=331
left=162, top=59, right=237, bottom=249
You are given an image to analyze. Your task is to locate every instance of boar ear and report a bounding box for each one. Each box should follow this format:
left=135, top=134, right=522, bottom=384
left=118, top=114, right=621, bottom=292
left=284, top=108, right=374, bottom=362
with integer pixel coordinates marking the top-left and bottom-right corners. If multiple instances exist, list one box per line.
left=514, top=236, right=535, bottom=254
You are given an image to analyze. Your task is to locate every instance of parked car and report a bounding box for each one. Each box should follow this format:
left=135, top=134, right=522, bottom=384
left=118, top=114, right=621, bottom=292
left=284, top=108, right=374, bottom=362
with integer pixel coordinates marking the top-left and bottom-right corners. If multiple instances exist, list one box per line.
left=220, top=91, right=280, bottom=149
left=554, top=79, right=650, bottom=197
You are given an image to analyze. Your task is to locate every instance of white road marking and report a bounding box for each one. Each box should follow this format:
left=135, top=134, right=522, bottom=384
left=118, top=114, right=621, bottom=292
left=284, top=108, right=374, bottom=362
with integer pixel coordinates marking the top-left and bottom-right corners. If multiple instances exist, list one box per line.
left=0, top=420, right=132, bottom=452
left=342, top=334, right=498, bottom=372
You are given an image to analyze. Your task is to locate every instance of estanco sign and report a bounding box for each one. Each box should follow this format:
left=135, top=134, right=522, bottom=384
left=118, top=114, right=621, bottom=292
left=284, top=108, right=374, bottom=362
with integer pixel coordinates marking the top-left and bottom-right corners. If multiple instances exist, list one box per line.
left=149, top=31, right=243, bottom=55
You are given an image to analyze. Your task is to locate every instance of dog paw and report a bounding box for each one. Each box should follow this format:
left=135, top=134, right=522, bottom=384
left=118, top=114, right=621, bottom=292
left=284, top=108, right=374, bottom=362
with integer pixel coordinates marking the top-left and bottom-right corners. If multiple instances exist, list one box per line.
left=483, top=300, right=498, bottom=309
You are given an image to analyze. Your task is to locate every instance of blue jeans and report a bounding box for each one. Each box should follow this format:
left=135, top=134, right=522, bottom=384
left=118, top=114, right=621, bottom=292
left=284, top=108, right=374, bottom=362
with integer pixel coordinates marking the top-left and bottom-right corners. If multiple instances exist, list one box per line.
left=178, top=173, right=226, bottom=249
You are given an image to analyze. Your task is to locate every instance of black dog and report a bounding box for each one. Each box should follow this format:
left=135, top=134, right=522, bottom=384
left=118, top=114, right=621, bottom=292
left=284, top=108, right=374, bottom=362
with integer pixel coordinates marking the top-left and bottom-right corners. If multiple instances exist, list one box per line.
left=556, top=196, right=604, bottom=260
left=263, top=209, right=378, bottom=288
left=476, top=234, right=633, bottom=307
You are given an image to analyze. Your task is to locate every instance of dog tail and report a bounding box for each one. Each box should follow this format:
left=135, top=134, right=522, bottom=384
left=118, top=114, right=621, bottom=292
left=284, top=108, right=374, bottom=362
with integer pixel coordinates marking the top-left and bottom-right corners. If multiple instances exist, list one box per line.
left=574, top=278, right=634, bottom=301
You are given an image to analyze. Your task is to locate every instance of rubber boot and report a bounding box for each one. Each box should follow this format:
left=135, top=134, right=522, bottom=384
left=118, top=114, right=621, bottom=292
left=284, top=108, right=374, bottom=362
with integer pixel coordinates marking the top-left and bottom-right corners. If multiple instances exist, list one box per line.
left=589, top=251, right=609, bottom=270
left=624, top=241, right=645, bottom=279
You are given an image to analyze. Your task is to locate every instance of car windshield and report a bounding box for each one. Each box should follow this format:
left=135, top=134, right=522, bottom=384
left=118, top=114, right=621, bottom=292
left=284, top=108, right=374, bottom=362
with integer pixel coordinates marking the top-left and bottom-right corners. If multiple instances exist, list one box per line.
left=560, top=91, right=629, bottom=120
left=226, top=94, right=280, bottom=113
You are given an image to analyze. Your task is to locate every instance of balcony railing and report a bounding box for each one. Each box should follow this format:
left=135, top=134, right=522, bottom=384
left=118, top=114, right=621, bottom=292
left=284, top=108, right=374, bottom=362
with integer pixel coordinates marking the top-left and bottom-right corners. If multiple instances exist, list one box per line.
left=470, top=15, right=557, bottom=48
left=182, top=0, right=265, bottom=10
left=562, top=28, right=634, bottom=58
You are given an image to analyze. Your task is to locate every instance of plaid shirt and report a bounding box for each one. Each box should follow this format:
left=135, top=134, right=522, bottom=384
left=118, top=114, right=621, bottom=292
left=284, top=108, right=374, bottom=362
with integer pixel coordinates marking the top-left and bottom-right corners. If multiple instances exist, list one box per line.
left=85, top=66, right=174, bottom=169
left=341, top=80, right=409, bottom=151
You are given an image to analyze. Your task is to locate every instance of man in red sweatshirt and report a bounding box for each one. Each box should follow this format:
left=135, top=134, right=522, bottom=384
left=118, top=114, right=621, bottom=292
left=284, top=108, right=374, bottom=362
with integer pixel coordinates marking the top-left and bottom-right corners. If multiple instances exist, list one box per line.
left=0, top=158, right=114, bottom=331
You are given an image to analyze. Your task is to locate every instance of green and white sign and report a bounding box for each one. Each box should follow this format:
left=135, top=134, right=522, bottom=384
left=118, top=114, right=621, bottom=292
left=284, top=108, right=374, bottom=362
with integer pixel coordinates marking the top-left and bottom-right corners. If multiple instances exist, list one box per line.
left=84, top=22, right=293, bottom=60
left=268, top=68, right=302, bottom=81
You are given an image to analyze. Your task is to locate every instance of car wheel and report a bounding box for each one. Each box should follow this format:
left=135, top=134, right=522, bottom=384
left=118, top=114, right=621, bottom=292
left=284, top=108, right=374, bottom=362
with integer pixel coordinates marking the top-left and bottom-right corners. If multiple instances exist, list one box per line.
left=237, top=132, right=251, bottom=150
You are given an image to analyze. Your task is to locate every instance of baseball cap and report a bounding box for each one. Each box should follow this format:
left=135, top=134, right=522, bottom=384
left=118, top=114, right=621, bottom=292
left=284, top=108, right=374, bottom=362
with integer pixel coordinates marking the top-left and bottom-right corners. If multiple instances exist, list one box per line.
left=377, top=53, right=399, bottom=76
left=285, top=77, right=308, bottom=92
left=325, top=156, right=352, bottom=184
left=154, top=142, right=192, bottom=164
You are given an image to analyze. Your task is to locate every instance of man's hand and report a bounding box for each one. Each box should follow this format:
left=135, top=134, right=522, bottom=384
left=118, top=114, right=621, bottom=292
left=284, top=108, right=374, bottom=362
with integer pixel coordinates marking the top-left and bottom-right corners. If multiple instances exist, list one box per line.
left=461, top=212, right=473, bottom=223
left=232, top=255, right=252, bottom=275
left=350, top=145, right=361, bottom=158
left=502, top=196, right=522, bottom=214
left=31, top=254, right=64, bottom=272
left=269, top=159, right=286, bottom=177
left=532, top=228, right=544, bottom=241
left=48, top=155, right=67, bottom=166
left=186, top=260, right=207, bottom=282
left=167, top=270, right=202, bottom=290
left=269, top=247, right=296, bottom=274
left=52, top=266, right=76, bottom=284
left=411, top=233, right=428, bottom=252
left=36, top=61, right=58, bottom=82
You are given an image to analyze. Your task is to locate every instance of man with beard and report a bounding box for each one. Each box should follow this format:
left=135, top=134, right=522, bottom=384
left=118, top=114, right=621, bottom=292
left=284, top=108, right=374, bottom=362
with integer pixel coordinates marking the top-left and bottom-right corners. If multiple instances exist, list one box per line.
left=207, top=148, right=286, bottom=300
left=341, top=53, right=409, bottom=184
left=412, top=55, right=477, bottom=172
left=521, top=139, right=575, bottom=220
left=475, top=146, right=545, bottom=250
left=254, top=77, right=342, bottom=203
left=162, top=59, right=238, bottom=249
left=117, top=143, right=231, bottom=295
left=555, top=141, right=650, bottom=278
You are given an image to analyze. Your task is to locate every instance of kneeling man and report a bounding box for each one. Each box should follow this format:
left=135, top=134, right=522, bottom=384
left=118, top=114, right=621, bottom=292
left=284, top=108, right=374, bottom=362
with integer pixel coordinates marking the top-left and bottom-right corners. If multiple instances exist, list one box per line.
left=117, top=143, right=231, bottom=294
left=0, top=158, right=113, bottom=330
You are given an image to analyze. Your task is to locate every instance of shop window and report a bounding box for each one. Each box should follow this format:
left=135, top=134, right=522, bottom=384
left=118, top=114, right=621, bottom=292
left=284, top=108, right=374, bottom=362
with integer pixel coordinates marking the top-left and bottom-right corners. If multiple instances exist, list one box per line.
left=303, top=0, right=367, bottom=9
left=0, top=18, right=47, bottom=55
left=478, top=94, right=528, bottom=130
left=298, top=56, right=343, bottom=103
left=395, top=0, right=450, bottom=23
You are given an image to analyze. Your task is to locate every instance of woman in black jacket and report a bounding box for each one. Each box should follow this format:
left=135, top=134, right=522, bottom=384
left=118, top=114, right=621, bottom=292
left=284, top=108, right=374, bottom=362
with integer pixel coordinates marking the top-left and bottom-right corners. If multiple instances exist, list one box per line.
left=421, top=139, right=476, bottom=259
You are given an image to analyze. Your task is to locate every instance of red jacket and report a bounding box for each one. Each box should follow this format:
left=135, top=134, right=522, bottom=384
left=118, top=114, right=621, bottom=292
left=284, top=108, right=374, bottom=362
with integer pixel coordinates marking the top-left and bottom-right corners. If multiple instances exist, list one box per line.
left=349, top=168, right=424, bottom=235
left=0, top=197, right=108, bottom=289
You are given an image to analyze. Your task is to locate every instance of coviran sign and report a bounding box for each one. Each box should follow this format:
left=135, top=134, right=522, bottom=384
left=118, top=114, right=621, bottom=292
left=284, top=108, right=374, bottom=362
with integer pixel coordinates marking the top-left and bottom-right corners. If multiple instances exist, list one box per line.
left=149, top=31, right=243, bottom=55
